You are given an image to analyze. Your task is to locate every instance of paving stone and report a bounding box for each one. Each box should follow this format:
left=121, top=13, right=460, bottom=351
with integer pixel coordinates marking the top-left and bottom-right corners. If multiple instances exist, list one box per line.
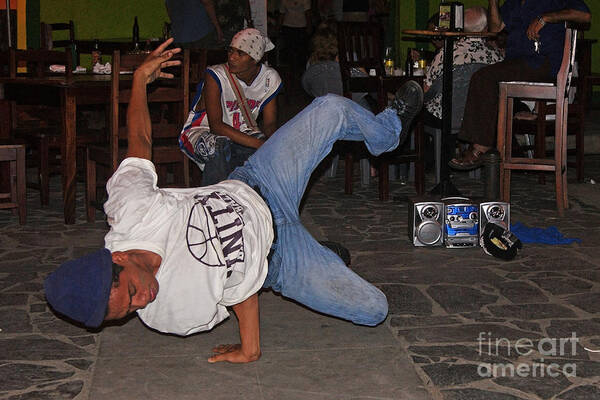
left=0, top=309, right=32, bottom=333
left=569, top=270, right=600, bottom=282
left=0, top=293, right=28, bottom=306
left=493, top=374, right=572, bottom=399
left=0, top=335, right=90, bottom=361
left=389, top=316, right=461, bottom=328
left=510, top=320, right=542, bottom=333
left=408, top=345, right=518, bottom=364
left=556, top=385, right=600, bottom=400
left=65, top=358, right=94, bottom=370
left=0, top=363, right=74, bottom=391
left=496, top=281, right=549, bottom=303
left=398, top=324, right=541, bottom=343
left=380, top=284, right=432, bottom=315
left=29, top=303, right=46, bottom=313
left=488, top=304, right=577, bottom=319
left=501, top=256, right=597, bottom=272
left=381, top=267, right=505, bottom=285
left=564, top=292, right=600, bottom=314
left=534, top=359, right=600, bottom=378
left=421, top=362, right=486, bottom=386
left=36, top=318, right=91, bottom=336
left=69, top=335, right=96, bottom=347
left=442, top=388, right=527, bottom=400
left=427, top=285, right=499, bottom=313
left=4, top=282, right=44, bottom=293
left=546, top=319, right=600, bottom=338
left=5, top=380, right=84, bottom=400
left=530, top=278, right=593, bottom=295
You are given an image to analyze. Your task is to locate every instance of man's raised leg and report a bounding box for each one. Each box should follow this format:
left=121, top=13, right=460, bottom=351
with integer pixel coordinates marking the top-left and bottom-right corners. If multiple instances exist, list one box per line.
left=229, top=87, right=423, bottom=325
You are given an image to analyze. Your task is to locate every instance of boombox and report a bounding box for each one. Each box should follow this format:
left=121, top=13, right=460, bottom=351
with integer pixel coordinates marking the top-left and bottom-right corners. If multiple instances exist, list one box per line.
left=409, top=198, right=511, bottom=248
left=408, top=199, right=444, bottom=246
left=479, top=201, right=510, bottom=235
left=443, top=198, right=479, bottom=248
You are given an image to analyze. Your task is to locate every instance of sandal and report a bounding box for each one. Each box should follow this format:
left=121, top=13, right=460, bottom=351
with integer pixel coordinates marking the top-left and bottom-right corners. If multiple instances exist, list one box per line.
left=448, top=147, right=486, bottom=171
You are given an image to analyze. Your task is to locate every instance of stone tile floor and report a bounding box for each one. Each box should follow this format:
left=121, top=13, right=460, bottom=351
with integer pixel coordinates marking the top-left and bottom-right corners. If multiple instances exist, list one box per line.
left=1, top=89, right=600, bottom=399
left=1, top=153, right=599, bottom=399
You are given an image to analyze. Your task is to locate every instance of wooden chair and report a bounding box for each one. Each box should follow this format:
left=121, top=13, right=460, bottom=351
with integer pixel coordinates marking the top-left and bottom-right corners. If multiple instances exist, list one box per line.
left=40, top=20, right=75, bottom=50
left=0, top=145, right=26, bottom=224
left=5, top=48, right=73, bottom=205
left=337, top=21, right=424, bottom=200
left=85, top=49, right=190, bottom=222
left=496, top=26, right=578, bottom=216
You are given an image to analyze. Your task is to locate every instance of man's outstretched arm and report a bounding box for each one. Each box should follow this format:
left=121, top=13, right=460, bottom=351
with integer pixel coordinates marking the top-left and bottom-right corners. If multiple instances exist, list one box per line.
left=126, top=38, right=182, bottom=160
left=208, top=293, right=261, bottom=363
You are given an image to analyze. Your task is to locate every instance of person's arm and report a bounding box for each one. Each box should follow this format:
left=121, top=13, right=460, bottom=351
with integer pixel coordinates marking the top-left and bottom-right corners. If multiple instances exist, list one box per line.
left=260, top=98, right=278, bottom=137
left=204, top=73, right=264, bottom=148
left=201, top=0, right=224, bottom=43
left=208, top=293, right=260, bottom=363
left=488, top=0, right=505, bottom=33
left=527, top=8, right=591, bottom=40
left=126, top=39, right=181, bottom=160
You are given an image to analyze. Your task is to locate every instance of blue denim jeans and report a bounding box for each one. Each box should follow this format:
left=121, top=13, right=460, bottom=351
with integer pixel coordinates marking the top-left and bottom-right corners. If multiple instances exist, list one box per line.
left=229, top=94, right=401, bottom=326
left=202, top=139, right=256, bottom=186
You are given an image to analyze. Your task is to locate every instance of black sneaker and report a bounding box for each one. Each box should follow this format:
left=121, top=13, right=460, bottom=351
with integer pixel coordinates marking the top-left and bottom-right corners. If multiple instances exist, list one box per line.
left=319, top=241, right=351, bottom=266
left=390, top=80, right=424, bottom=145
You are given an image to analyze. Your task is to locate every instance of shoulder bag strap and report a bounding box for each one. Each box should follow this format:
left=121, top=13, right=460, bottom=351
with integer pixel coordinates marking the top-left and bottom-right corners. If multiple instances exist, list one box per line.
left=224, top=66, right=260, bottom=132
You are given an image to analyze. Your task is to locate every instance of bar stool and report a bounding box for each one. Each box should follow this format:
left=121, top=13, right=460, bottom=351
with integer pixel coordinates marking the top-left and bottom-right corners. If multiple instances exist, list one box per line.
left=496, top=26, right=578, bottom=216
left=0, top=145, right=26, bottom=224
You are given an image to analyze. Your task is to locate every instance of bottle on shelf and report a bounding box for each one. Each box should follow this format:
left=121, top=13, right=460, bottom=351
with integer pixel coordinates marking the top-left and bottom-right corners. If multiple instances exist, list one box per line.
left=384, top=47, right=394, bottom=76
left=132, top=16, right=140, bottom=53
left=91, top=39, right=102, bottom=67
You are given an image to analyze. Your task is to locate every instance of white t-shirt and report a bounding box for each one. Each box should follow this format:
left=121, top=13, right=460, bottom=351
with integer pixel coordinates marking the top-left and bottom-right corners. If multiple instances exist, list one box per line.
left=104, top=157, right=274, bottom=336
left=280, top=0, right=311, bottom=28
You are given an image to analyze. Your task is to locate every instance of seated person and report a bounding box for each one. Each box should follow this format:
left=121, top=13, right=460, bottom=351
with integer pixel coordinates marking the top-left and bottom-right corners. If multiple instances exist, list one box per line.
left=301, top=21, right=374, bottom=111
left=179, top=28, right=282, bottom=186
left=44, top=39, right=424, bottom=364
left=423, top=6, right=504, bottom=130
left=449, top=0, right=590, bottom=170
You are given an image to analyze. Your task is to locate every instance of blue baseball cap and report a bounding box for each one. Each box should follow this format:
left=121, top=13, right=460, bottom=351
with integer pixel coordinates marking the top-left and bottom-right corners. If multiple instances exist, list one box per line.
left=44, top=248, right=113, bottom=328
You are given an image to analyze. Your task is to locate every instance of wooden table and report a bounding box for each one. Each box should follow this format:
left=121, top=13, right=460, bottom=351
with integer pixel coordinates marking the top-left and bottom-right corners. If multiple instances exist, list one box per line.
left=0, top=73, right=129, bottom=224
left=402, top=30, right=496, bottom=196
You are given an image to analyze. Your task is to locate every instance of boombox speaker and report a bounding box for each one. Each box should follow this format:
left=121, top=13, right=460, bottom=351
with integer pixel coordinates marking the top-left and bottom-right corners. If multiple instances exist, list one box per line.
left=409, top=200, right=444, bottom=246
left=479, top=202, right=510, bottom=236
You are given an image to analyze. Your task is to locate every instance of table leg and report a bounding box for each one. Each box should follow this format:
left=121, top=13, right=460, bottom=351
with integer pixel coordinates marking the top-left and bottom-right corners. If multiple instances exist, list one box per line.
left=61, top=88, right=77, bottom=224
left=430, top=36, right=461, bottom=197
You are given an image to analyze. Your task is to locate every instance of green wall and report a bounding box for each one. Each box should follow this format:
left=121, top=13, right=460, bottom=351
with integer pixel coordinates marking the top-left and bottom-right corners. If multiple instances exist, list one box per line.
left=40, top=0, right=168, bottom=42
left=35, top=0, right=600, bottom=78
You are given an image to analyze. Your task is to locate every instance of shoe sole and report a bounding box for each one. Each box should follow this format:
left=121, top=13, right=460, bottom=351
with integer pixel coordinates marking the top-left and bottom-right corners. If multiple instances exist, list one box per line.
left=447, top=159, right=483, bottom=171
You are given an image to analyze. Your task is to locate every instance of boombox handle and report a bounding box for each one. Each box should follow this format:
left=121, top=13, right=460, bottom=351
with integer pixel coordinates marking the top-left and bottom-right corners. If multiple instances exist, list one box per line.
left=441, top=196, right=471, bottom=202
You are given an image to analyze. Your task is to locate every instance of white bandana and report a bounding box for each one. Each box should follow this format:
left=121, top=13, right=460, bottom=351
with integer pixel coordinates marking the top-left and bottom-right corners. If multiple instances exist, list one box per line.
left=230, top=28, right=275, bottom=62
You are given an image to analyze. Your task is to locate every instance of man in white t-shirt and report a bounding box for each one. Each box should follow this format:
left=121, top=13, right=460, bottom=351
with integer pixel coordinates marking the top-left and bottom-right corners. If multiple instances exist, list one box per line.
left=44, top=38, right=424, bottom=364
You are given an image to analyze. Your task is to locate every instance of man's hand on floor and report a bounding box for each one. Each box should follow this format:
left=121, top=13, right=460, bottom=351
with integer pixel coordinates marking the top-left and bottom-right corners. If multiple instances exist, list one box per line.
left=208, top=343, right=261, bottom=363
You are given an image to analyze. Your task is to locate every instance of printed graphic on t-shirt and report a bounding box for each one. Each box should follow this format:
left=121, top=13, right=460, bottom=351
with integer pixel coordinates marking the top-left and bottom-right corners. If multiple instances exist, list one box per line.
left=186, top=191, right=245, bottom=272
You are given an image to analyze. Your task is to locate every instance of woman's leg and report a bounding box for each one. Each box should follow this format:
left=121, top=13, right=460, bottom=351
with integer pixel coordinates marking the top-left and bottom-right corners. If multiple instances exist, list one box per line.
left=229, top=94, right=404, bottom=325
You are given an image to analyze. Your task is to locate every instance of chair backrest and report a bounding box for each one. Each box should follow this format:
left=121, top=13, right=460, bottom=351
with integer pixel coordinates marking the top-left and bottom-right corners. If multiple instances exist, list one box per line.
left=108, top=49, right=190, bottom=170
left=40, top=20, right=75, bottom=50
left=9, top=48, right=73, bottom=80
left=557, top=26, right=578, bottom=100
left=337, top=21, right=384, bottom=89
